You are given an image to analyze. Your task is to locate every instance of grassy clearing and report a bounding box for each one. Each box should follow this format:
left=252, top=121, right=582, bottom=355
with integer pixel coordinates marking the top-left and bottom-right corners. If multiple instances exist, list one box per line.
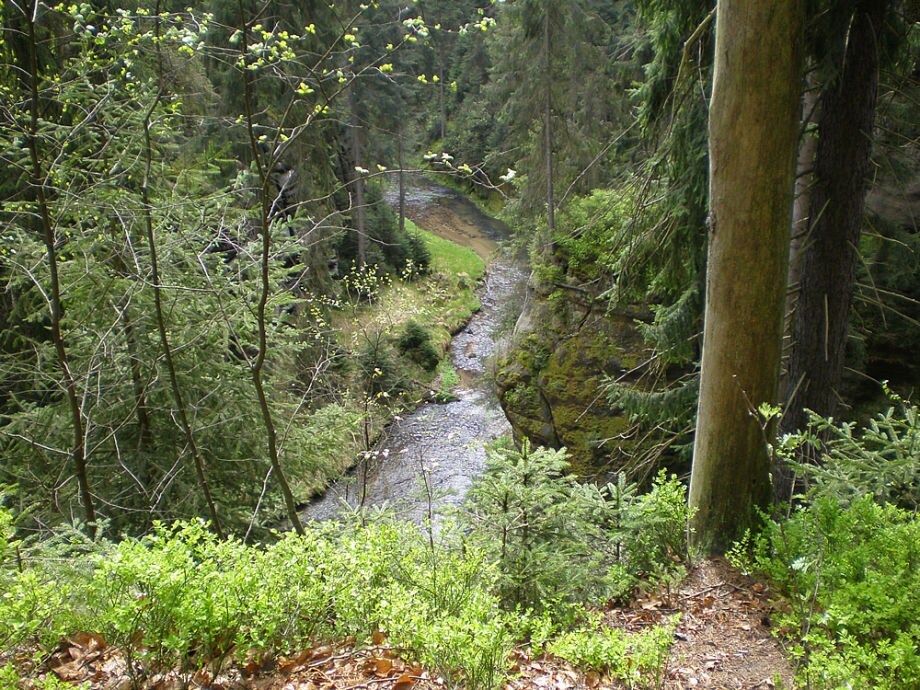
left=331, top=220, right=484, bottom=345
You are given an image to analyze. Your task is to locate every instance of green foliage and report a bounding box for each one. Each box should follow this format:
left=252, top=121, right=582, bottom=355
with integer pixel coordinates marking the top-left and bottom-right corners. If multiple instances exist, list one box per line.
left=780, top=388, right=920, bottom=510
left=0, top=504, right=98, bottom=650
left=398, top=320, right=441, bottom=370
left=1, top=463, right=697, bottom=690
left=463, top=441, right=691, bottom=618
left=338, top=183, right=430, bottom=275
left=0, top=663, right=86, bottom=690
left=731, top=398, right=920, bottom=689
left=553, top=188, right=638, bottom=284
left=623, top=470, right=693, bottom=573
left=435, top=358, right=460, bottom=402
left=358, top=336, right=409, bottom=398
left=0, top=516, right=512, bottom=690
left=399, top=233, right=434, bottom=279
left=547, top=615, right=677, bottom=688
left=743, top=497, right=920, bottom=689
left=0, top=3, right=357, bottom=536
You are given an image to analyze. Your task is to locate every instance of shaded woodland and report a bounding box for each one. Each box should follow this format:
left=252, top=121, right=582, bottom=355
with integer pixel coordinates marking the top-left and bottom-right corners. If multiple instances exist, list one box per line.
left=2, top=2, right=920, bottom=686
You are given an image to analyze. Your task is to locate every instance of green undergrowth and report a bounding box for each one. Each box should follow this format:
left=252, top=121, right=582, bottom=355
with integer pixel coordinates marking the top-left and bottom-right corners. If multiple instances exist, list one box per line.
left=0, top=442, right=687, bottom=690
left=547, top=616, right=677, bottom=688
left=730, top=391, right=920, bottom=689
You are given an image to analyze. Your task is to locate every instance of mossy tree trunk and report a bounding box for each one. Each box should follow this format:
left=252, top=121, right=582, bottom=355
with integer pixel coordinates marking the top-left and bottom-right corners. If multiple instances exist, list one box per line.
left=689, top=0, right=804, bottom=554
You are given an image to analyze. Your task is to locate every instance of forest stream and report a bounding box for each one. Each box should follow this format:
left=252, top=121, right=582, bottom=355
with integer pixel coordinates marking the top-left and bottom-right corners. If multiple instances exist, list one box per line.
left=300, top=178, right=527, bottom=524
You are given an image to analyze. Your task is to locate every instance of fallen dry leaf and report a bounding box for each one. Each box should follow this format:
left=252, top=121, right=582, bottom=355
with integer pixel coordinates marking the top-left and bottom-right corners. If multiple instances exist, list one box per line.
left=393, top=671, right=415, bottom=689
left=68, top=632, right=107, bottom=652
left=365, top=656, right=394, bottom=677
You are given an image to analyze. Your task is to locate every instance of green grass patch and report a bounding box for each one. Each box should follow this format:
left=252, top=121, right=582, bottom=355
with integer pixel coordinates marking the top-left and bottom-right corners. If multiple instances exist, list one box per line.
left=411, top=219, right=485, bottom=280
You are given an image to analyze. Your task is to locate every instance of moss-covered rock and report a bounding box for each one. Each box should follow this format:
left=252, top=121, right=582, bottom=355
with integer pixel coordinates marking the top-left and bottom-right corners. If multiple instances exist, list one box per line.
left=495, top=286, right=649, bottom=475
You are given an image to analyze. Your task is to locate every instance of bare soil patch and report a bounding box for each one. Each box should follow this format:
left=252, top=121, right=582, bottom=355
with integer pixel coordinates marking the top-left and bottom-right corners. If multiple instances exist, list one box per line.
left=412, top=204, right=500, bottom=261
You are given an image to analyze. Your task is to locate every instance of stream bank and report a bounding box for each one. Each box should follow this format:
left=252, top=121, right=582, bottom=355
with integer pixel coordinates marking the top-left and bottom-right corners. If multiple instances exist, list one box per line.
left=301, top=179, right=526, bottom=523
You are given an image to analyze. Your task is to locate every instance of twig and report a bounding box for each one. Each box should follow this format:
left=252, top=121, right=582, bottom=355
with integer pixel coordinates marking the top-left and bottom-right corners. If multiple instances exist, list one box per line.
left=678, top=581, right=748, bottom=601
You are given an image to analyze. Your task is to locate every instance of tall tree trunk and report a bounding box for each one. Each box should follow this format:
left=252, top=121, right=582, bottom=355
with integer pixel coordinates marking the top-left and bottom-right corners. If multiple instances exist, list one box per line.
left=782, top=1, right=885, bottom=440
left=785, top=80, right=820, bottom=333
left=348, top=83, right=367, bottom=267
left=689, top=0, right=803, bottom=554
left=542, top=8, right=555, bottom=238
left=24, top=2, right=97, bottom=537
left=775, top=80, right=820, bottom=501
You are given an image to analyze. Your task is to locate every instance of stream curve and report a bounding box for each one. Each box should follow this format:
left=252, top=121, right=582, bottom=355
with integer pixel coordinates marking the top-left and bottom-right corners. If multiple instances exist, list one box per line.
left=300, top=179, right=526, bottom=524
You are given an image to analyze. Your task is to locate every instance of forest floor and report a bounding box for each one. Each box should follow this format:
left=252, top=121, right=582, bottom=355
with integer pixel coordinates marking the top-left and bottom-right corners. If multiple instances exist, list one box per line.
left=18, top=557, right=796, bottom=690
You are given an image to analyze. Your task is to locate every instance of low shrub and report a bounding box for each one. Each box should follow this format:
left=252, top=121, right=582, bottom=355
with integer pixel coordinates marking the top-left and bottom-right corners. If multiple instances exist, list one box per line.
left=547, top=615, right=677, bottom=688
left=734, top=392, right=920, bottom=689
left=462, top=440, right=691, bottom=620
left=397, top=320, right=440, bottom=371
left=745, top=496, right=920, bottom=689
left=1, top=446, right=695, bottom=690
left=0, top=514, right=511, bottom=690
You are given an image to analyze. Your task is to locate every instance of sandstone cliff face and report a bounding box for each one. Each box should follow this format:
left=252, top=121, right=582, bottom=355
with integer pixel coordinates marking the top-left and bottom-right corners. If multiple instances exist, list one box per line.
left=494, top=278, right=649, bottom=475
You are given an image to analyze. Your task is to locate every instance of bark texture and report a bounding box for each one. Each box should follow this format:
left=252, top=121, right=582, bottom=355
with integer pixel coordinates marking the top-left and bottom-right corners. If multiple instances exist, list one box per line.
left=689, top=0, right=803, bottom=554
left=782, top=1, right=885, bottom=439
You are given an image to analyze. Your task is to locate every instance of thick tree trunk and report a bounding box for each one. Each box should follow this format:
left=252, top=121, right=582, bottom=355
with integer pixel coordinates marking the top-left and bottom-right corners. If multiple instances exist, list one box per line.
left=689, top=0, right=803, bottom=554
left=782, top=1, right=885, bottom=440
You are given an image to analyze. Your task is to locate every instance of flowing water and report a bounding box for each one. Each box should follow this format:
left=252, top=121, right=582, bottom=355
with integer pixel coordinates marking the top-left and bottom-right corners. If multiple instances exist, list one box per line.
left=300, top=179, right=526, bottom=524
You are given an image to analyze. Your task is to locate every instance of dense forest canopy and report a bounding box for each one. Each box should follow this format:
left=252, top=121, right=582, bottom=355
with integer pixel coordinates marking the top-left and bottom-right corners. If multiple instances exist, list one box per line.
left=1, top=0, right=918, bottom=543
left=3, top=2, right=920, bottom=688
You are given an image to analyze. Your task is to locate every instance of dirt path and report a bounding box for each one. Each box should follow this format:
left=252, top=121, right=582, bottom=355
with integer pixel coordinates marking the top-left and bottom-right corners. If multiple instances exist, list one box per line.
left=506, top=558, right=797, bottom=690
